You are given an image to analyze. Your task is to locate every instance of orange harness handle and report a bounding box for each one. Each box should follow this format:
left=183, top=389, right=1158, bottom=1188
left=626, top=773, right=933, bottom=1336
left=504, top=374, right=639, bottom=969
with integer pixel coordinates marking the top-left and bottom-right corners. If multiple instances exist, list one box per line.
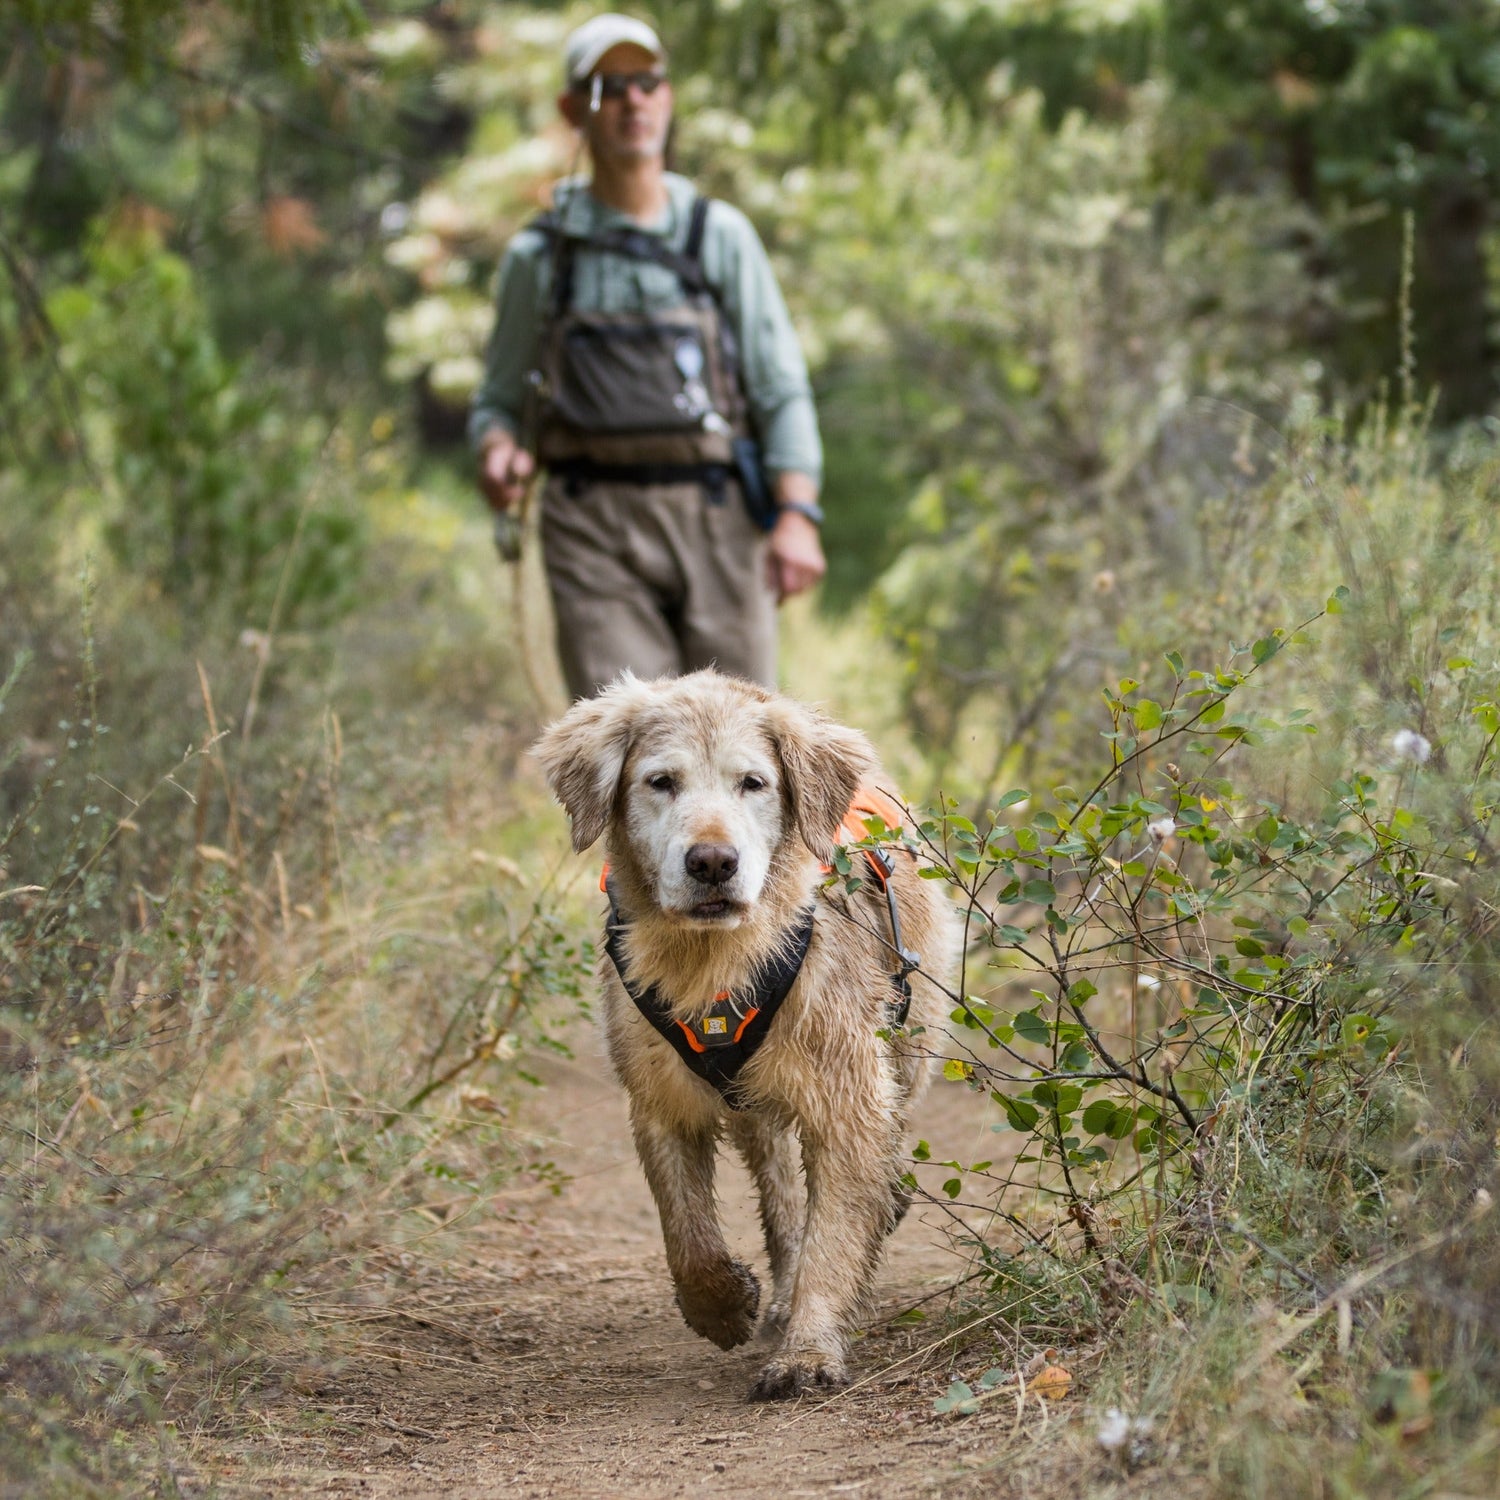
left=826, top=786, right=913, bottom=887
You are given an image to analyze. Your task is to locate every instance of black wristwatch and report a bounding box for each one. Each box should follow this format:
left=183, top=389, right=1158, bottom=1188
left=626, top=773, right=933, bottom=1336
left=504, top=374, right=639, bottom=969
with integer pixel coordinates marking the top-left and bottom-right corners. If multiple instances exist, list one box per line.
left=778, top=500, right=825, bottom=527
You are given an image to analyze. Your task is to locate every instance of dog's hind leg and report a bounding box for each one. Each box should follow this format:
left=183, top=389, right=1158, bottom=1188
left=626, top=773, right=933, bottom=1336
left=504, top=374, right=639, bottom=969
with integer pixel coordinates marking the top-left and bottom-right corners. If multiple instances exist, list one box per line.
left=727, top=1113, right=803, bottom=1340
left=632, top=1108, right=761, bottom=1350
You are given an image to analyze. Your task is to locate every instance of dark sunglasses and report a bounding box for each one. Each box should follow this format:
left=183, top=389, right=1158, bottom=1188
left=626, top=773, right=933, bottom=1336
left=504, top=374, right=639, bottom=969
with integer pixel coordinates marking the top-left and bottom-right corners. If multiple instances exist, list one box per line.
left=578, top=69, right=667, bottom=101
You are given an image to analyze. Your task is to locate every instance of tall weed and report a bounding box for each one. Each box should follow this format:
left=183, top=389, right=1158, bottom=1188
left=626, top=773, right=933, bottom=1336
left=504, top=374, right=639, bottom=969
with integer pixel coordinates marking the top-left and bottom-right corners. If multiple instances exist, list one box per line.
left=0, top=525, right=585, bottom=1490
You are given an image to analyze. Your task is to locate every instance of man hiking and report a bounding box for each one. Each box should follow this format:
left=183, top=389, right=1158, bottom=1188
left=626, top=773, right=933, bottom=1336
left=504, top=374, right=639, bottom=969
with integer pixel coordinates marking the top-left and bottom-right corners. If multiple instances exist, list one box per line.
left=469, top=13, right=826, bottom=700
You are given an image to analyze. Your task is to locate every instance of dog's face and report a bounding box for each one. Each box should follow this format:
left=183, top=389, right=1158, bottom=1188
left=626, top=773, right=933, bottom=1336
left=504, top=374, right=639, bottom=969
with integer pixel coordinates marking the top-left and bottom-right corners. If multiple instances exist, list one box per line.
left=534, top=672, right=876, bottom=929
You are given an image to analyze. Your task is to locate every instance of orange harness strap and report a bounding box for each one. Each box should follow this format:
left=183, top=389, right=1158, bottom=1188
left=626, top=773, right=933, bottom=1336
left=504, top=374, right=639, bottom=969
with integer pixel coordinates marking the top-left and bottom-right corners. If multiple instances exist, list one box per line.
left=826, top=786, right=913, bottom=888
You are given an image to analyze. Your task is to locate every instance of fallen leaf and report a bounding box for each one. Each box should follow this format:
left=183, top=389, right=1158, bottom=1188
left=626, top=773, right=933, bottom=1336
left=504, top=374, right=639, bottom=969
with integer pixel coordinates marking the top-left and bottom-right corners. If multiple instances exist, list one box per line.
left=1033, top=1363, right=1072, bottom=1401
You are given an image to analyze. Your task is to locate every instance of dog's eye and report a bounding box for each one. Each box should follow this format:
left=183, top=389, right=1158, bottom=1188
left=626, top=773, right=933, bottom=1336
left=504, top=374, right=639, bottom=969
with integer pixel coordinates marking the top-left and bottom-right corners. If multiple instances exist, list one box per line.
left=645, top=772, right=677, bottom=794
left=740, top=774, right=768, bottom=793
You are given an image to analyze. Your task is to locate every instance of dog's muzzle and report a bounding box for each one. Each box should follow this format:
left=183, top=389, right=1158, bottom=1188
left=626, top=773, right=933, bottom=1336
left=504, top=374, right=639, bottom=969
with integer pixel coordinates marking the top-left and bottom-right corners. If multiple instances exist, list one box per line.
left=680, top=842, right=744, bottom=921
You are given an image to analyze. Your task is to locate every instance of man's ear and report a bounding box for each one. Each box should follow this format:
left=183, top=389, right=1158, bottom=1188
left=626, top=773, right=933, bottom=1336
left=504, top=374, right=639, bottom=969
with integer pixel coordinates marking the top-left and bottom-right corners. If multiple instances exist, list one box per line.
left=532, top=675, right=649, bottom=851
left=764, top=700, right=877, bottom=861
left=557, top=88, right=584, bottom=130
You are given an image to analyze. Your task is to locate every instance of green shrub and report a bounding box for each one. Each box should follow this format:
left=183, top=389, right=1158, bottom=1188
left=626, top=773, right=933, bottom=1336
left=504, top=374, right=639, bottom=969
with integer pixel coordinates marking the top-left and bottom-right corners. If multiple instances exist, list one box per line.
left=36, top=225, right=364, bottom=624
left=0, top=590, right=587, bottom=1490
left=857, top=414, right=1500, bottom=1491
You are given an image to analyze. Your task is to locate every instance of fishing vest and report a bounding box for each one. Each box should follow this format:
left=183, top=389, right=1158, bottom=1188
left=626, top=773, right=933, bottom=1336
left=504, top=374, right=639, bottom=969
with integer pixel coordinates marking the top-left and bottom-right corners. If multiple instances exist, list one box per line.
left=527, top=195, right=752, bottom=473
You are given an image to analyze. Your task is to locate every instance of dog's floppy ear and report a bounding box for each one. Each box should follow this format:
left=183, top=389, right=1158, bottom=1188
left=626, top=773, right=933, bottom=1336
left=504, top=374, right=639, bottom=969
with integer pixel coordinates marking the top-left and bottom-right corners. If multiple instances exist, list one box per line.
left=764, top=700, right=877, bottom=861
left=532, top=675, right=650, bottom=852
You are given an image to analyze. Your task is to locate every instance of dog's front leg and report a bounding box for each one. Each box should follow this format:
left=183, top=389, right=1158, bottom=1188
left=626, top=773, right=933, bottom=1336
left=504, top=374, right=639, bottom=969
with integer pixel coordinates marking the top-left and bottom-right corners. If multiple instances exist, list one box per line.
left=748, top=1121, right=899, bottom=1400
left=727, top=1113, right=803, bottom=1339
left=632, top=1108, right=761, bottom=1349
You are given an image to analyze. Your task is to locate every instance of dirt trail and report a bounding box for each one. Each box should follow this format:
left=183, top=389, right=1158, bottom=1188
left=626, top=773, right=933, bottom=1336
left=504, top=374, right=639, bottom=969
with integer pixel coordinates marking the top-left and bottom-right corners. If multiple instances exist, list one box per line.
left=209, top=1027, right=1035, bottom=1498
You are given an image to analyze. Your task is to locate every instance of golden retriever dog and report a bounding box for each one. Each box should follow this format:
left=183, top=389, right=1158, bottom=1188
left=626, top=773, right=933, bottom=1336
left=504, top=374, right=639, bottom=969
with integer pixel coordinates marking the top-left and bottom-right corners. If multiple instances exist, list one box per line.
left=534, top=670, right=960, bottom=1400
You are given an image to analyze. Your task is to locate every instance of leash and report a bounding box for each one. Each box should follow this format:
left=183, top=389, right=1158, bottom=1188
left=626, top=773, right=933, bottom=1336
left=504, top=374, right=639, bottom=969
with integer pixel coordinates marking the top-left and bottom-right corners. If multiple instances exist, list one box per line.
left=494, top=470, right=555, bottom=717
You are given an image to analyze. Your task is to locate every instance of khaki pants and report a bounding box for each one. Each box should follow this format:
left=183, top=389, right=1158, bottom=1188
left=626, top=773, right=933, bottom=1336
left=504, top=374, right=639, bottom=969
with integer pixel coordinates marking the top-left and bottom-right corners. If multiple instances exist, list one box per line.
left=539, top=476, right=777, bottom=701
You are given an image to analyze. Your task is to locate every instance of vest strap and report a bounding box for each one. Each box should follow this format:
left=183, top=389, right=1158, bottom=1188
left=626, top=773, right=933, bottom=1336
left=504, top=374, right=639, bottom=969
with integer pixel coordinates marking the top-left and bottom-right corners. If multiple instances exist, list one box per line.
left=534, top=197, right=715, bottom=319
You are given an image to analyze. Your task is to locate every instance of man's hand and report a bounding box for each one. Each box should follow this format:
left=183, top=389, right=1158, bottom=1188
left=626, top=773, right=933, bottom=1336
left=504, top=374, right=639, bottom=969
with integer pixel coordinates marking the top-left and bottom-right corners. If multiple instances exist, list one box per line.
left=478, top=430, right=536, bottom=513
left=766, top=508, right=826, bottom=602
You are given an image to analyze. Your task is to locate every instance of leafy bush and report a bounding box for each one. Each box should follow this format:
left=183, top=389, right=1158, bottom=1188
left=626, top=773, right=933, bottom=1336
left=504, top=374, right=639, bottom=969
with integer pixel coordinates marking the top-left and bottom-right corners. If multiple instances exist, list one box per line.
left=844, top=413, right=1500, bottom=1490
left=30, top=224, right=365, bottom=623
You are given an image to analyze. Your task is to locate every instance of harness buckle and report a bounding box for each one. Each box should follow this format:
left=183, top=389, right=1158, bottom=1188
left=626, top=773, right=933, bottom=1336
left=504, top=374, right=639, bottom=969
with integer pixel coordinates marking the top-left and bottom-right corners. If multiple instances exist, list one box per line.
left=889, top=944, right=921, bottom=1029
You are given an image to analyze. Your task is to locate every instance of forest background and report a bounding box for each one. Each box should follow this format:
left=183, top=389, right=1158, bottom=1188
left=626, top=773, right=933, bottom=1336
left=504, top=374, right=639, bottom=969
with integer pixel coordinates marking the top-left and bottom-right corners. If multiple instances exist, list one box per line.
left=3, top=1, right=1500, bottom=1495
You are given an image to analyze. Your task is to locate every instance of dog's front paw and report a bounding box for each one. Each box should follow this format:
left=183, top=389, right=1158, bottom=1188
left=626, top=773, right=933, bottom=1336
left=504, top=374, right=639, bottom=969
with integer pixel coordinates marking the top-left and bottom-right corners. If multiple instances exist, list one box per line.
left=747, top=1350, right=848, bottom=1402
left=674, top=1258, right=761, bottom=1350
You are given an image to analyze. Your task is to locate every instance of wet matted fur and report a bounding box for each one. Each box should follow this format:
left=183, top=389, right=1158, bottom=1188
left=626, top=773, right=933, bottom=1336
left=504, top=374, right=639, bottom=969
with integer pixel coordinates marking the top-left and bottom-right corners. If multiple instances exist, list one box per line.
left=534, top=670, right=960, bottom=1400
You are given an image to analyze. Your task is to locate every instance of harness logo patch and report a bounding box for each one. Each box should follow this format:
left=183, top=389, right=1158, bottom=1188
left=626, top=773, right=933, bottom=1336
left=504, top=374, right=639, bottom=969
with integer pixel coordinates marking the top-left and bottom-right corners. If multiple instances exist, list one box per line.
left=702, top=1016, right=728, bottom=1036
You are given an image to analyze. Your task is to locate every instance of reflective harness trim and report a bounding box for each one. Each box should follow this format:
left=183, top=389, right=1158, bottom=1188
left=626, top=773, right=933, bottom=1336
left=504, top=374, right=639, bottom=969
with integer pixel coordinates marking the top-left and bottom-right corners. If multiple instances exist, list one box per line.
left=601, top=789, right=920, bottom=1107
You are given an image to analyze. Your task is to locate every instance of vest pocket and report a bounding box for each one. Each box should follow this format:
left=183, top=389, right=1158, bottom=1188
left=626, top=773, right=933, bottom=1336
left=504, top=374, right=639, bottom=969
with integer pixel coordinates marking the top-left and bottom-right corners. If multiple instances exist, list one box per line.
left=553, top=321, right=713, bottom=435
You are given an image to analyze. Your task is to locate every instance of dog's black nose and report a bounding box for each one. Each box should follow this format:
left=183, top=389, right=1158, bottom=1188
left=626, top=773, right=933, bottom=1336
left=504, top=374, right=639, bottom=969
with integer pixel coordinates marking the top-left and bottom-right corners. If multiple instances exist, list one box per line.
left=685, top=843, right=739, bottom=886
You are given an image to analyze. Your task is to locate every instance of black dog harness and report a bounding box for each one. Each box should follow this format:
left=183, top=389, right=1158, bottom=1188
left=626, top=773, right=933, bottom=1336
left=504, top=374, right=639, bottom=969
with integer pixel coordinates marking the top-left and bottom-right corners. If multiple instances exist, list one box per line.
left=604, top=878, right=814, bottom=1107
left=602, top=792, right=921, bottom=1108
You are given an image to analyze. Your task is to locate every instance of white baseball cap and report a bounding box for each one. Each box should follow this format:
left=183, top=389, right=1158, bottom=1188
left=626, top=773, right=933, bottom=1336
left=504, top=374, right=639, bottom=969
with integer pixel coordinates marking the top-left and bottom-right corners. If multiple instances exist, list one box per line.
left=563, top=14, right=666, bottom=86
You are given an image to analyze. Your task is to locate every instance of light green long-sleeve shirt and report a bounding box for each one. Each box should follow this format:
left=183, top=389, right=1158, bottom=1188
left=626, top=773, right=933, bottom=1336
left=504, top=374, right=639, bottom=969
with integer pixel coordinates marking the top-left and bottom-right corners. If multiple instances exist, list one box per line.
left=468, top=173, right=823, bottom=484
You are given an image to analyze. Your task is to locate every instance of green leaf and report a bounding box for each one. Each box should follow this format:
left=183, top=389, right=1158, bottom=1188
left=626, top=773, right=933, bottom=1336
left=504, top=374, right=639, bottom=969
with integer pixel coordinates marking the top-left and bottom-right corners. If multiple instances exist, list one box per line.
left=995, top=789, right=1029, bottom=810
left=1252, top=634, right=1282, bottom=665
left=943, top=1059, right=973, bottom=1082
left=1054, top=1085, right=1084, bottom=1114
left=1013, top=1008, right=1050, bottom=1045
left=1133, top=699, right=1164, bottom=730
left=1060, top=1040, right=1092, bottom=1072
left=996, top=1093, right=1040, bottom=1131
left=1081, top=1099, right=1118, bottom=1135
left=912, top=1139, right=931, bottom=1162
left=942, top=1177, right=962, bottom=1199
left=1326, top=584, right=1351, bottom=615
left=934, top=1380, right=978, bottom=1415
left=1067, top=978, right=1098, bottom=1004
left=1165, top=650, right=1185, bottom=678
